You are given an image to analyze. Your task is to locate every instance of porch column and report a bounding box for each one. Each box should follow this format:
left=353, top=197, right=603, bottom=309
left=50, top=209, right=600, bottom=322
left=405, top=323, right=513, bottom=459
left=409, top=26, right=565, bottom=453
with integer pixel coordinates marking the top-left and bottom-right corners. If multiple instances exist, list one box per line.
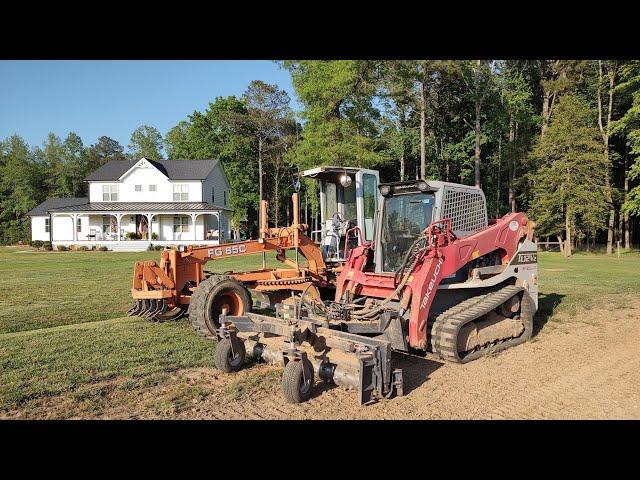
left=72, top=213, right=78, bottom=242
left=214, top=211, right=220, bottom=244
left=146, top=213, right=153, bottom=241
left=116, top=213, right=123, bottom=242
left=50, top=213, right=58, bottom=242
left=190, top=213, right=198, bottom=241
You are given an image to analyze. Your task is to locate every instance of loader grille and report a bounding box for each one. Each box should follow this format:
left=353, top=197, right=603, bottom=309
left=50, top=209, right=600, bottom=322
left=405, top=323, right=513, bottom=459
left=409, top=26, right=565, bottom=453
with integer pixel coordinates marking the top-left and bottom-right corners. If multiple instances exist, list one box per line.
left=441, top=186, right=487, bottom=235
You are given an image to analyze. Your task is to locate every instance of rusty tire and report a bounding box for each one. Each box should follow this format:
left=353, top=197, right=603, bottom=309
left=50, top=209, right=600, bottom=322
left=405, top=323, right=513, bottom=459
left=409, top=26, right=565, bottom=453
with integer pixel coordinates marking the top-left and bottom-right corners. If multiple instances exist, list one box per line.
left=282, top=359, right=314, bottom=404
left=188, top=275, right=253, bottom=339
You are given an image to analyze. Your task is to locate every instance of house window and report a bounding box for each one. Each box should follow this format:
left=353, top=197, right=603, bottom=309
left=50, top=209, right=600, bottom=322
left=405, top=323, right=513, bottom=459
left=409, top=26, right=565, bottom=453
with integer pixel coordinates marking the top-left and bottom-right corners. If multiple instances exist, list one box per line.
left=173, top=215, right=190, bottom=233
left=149, top=185, right=157, bottom=192
left=102, top=184, right=118, bottom=201
left=45, top=218, right=50, bottom=233
left=224, top=191, right=227, bottom=206
left=76, top=217, right=82, bottom=233
left=135, top=185, right=142, bottom=192
left=211, top=187, right=215, bottom=204
left=102, top=216, right=111, bottom=233
left=173, top=184, right=189, bottom=201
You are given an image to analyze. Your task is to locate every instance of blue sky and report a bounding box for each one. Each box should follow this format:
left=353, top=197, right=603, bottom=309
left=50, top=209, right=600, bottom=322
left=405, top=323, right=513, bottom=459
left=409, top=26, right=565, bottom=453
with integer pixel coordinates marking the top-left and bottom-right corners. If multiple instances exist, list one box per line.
left=0, top=60, right=299, bottom=151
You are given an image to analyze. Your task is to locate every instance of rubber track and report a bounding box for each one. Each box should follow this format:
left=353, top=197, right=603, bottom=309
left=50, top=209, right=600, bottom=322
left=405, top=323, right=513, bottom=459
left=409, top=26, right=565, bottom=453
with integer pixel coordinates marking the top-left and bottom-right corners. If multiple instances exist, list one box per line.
left=431, top=285, right=532, bottom=364
left=188, top=275, right=235, bottom=340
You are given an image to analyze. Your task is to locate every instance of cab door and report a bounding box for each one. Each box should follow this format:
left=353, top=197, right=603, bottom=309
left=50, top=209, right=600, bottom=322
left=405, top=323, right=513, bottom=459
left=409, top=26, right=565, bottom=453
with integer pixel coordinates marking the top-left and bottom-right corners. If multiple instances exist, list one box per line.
left=356, top=170, right=379, bottom=242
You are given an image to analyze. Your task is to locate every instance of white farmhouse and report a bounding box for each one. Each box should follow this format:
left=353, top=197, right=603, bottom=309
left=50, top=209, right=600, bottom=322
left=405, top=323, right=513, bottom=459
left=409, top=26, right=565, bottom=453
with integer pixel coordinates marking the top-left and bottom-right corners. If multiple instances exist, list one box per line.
left=28, top=158, right=232, bottom=251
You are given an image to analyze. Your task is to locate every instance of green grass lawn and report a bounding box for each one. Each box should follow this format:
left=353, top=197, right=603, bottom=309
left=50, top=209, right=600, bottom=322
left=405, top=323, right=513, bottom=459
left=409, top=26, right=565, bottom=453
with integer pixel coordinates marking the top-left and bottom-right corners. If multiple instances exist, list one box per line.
left=0, top=246, right=639, bottom=415
left=536, top=251, right=640, bottom=320
left=0, top=247, right=282, bottom=334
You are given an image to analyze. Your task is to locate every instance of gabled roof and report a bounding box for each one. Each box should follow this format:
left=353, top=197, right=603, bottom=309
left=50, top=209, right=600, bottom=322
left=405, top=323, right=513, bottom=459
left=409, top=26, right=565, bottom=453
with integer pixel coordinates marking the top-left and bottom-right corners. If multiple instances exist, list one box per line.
left=27, top=197, right=89, bottom=216
left=85, top=159, right=220, bottom=181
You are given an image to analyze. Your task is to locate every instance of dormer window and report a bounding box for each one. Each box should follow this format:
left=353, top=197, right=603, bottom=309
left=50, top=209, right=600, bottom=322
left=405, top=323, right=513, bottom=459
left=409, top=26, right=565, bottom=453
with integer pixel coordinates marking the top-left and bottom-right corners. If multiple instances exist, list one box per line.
left=134, top=185, right=142, bottom=192
left=173, top=184, right=189, bottom=201
left=102, top=185, right=118, bottom=201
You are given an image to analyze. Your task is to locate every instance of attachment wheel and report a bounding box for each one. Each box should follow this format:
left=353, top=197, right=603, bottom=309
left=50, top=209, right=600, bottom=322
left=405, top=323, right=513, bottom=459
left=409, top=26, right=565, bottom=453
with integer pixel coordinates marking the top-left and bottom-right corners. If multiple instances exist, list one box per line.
left=282, top=359, right=314, bottom=404
left=214, top=338, right=246, bottom=373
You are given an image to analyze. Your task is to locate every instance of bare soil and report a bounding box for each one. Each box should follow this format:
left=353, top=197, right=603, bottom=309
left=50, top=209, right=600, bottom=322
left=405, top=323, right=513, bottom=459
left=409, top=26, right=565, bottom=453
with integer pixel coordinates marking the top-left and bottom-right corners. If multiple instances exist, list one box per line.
left=6, top=297, right=640, bottom=420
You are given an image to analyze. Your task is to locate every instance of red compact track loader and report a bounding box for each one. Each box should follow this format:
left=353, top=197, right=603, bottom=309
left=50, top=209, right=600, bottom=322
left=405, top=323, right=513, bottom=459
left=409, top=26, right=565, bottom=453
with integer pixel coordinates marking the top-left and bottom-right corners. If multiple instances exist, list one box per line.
left=216, top=179, right=538, bottom=405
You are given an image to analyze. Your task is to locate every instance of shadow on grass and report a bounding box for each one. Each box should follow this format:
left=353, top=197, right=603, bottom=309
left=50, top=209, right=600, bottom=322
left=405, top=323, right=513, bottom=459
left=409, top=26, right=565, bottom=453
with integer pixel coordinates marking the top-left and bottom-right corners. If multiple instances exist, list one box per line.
left=533, top=292, right=565, bottom=337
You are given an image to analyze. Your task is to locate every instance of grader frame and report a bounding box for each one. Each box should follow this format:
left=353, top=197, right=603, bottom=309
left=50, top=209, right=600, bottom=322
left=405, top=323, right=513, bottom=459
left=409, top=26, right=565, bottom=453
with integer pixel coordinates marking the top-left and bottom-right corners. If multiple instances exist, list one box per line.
left=129, top=192, right=333, bottom=319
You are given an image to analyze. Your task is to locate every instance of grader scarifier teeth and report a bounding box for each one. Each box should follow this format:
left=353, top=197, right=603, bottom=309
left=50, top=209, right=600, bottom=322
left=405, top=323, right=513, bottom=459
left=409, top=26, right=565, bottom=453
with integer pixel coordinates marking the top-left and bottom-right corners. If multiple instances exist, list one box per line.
left=157, top=299, right=168, bottom=315
left=149, top=299, right=170, bottom=320
left=129, top=298, right=171, bottom=321
left=138, top=299, right=151, bottom=317
left=127, top=300, right=142, bottom=316
left=143, top=300, right=157, bottom=318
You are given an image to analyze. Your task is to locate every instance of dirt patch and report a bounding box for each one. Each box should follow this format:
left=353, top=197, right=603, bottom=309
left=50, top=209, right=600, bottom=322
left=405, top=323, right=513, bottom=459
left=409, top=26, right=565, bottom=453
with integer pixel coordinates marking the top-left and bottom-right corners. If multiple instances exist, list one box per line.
left=5, top=297, right=640, bottom=420
left=177, top=297, right=640, bottom=420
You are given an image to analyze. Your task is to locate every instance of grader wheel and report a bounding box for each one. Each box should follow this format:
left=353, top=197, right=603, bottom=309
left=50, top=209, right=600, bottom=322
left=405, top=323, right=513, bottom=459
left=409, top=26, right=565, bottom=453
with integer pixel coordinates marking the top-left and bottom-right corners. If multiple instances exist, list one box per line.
left=188, top=275, right=253, bottom=339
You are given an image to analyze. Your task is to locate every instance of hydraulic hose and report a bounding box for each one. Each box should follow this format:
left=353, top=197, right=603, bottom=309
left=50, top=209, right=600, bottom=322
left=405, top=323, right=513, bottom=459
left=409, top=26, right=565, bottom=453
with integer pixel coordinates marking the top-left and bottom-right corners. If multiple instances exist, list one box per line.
left=332, top=233, right=430, bottom=321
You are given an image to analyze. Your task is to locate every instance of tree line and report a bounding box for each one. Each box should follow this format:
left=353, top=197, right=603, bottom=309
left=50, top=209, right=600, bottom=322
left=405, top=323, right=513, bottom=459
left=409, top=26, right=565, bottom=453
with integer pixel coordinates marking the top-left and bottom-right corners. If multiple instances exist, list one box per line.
left=2, top=60, right=640, bottom=256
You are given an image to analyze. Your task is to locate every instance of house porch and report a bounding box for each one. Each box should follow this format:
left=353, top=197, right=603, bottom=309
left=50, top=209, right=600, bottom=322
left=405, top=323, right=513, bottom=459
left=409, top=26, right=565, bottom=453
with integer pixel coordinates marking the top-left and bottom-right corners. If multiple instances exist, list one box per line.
left=50, top=209, right=231, bottom=250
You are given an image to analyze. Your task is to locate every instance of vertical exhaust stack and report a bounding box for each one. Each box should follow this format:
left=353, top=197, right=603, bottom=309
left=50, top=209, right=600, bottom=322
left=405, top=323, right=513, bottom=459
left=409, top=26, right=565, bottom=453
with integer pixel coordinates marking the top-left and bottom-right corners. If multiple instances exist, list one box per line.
left=292, top=192, right=300, bottom=271
left=260, top=199, right=268, bottom=269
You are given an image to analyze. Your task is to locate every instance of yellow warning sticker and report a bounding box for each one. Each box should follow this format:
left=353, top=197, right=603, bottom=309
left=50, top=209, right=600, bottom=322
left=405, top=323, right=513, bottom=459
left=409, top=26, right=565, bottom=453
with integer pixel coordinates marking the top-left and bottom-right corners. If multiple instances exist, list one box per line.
left=471, top=250, right=480, bottom=259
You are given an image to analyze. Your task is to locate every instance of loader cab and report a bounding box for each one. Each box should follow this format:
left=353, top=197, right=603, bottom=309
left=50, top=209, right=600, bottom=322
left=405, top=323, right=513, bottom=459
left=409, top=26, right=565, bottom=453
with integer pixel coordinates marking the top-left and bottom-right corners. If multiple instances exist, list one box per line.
left=374, top=180, right=488, bottom=274
left=301, top=166, right=379, bottom=264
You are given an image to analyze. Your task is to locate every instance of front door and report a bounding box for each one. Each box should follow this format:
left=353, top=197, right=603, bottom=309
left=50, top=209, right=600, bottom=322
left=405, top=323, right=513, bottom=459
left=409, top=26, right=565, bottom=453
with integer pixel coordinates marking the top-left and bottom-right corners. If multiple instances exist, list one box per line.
left=173, top=215, right=189, bottom=241
left=135, top=215, right=149, bottom=240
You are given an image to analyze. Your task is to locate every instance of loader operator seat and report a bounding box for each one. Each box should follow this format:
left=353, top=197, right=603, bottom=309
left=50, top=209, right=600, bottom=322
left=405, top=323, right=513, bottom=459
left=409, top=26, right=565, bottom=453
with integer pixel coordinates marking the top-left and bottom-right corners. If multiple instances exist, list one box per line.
left=332, top=211, right=358, bottom=257
left=322, top=212, right=357, bottom=261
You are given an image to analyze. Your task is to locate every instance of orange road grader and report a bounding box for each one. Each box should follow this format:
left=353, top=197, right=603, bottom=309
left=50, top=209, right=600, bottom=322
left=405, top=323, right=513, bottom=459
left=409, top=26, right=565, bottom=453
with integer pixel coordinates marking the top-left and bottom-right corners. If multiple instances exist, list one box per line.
left=128, top=167, right=381, bottom=339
